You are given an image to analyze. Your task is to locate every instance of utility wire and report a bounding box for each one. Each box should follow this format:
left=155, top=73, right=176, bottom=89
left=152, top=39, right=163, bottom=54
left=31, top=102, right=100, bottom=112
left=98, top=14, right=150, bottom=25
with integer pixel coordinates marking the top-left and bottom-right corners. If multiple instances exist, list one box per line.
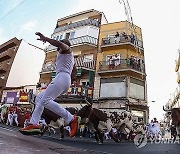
left=0, top=0, right=28, bottom=23
left=22, top=39, right=45, bottom=51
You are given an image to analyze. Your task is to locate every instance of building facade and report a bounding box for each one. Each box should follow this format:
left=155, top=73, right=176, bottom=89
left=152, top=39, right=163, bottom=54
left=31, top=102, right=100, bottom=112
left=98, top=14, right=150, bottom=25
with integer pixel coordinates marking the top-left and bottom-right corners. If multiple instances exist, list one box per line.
left=38, top=9, right=107, bottom=107
left=93, top=21, right=148, bottom=123
left=0, top=38, right=21, bottom=100
left=163, top=48, right=180, bottom=127
left=0, top=38, right=44, bottom=104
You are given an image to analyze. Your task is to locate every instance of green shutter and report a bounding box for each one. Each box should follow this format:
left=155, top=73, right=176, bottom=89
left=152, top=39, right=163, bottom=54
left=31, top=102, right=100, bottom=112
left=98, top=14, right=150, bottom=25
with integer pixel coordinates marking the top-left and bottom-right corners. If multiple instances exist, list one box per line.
left=77, top=69, right=82, bottom=76
left=51, top=72, right=56, bottom=78
left=89, top=71, right=94, bottom=86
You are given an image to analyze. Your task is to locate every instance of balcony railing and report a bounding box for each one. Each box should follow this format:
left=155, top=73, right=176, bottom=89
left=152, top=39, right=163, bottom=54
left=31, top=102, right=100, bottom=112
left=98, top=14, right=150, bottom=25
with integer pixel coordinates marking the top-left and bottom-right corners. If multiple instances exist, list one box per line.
left=36, top=84, right=93, bottom=98
left=101, top=35, right=143, bottom=49
left=40, top=57, right=95, bottom=74
left=46, top=35, right=98, bottom=52
left=67, top=84, right=93, bottom=98
left=40, top=62, right=56, bottom=73
left=69, top=35, right=98, bottom=47
left=75, top=56, right=95, bottom=70
left=0, top=48, right=14, bottom=62
left=54, top=18, right=100, bottom=33
left=0, top=63, right=9, bottom=73
left=98, top=59, right=145, bottom=74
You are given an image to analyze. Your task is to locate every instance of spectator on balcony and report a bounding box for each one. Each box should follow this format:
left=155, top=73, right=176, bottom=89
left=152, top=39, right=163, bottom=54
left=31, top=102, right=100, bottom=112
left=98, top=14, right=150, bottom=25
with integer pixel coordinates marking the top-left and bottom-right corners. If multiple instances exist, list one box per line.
left=130, top=56, right=134, bottom=68
left=133, top=58, right=138, bottom=70
left=137, top=59, right=141, bottom=71
left=114, top=54, right=120, bottom=66
left=115, top=32, right=120, bottom=43
left=115, top=31, right=120, bottom=38
left=122, top=32, right=128, bottom=41
left=108, top=56, right=115, bottom=69
left=130, top=33, right=135, bottom=44
left=126, top=57, right=130, bottom=66
left=71, top=81, right=78, bottom=95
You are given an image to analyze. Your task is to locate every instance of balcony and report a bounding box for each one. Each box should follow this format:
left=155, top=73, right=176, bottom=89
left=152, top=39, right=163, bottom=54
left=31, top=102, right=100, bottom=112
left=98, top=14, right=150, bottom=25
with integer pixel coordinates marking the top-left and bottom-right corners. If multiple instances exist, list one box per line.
left=101, top=35, right=143, bottom=51
left=54, top=18, right=100, bottom=33
left=40, top=57, right=95, bottom=74
left=40, top=61, right=56, bottom=74
left=98, top=59, right=145, bottom=76
left=75, top=56, right=95, bottom=71
left=0, top=48, right=14, bottom=62
left=46, top=35, right=98, bottom=52
left=67, top=84, right=93, bottom=98
left=0, top=63, right=9, bottom=73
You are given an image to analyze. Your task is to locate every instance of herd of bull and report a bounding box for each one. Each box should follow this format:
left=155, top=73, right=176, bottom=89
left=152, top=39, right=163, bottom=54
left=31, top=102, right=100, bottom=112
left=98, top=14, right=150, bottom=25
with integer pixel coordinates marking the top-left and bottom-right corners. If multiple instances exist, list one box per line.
left=38, top=103, right=148, bottom=144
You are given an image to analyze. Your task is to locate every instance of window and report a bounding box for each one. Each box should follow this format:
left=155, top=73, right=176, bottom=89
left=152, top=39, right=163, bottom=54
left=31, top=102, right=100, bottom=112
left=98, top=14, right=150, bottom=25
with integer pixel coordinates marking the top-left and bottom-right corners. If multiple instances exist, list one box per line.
left=83, top=54, right=93, bottom=62
left=7, top=60, right=10, bottom=65
left=100, top=77, right=126, bottom=98
left=0, top=74, right=5, bottom=79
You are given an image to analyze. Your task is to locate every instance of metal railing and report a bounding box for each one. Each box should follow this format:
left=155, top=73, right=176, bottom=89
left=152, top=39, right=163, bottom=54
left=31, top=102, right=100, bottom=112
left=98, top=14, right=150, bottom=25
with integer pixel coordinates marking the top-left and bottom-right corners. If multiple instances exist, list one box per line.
left=54, top=18, right=100, bottom=33
left=101, top=35, right=143, bottom=49
left=46, top=35, right=98, bottom=52
left=67, top=84, right=93, bottom=98
left=75, top=56, right=95, bottom=70
left=41, top=62, right=56, bottom=73
left=40, top=56, right=96, bottom=73
left=69, top=35, right=98, bottom=47
left=98, top=59, right=145, bottom=73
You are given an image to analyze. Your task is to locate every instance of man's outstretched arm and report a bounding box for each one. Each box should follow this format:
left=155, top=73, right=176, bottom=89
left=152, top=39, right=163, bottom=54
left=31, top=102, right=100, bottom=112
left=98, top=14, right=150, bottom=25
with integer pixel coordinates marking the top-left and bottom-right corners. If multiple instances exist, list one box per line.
left=35, top=32, right=70, bottom=53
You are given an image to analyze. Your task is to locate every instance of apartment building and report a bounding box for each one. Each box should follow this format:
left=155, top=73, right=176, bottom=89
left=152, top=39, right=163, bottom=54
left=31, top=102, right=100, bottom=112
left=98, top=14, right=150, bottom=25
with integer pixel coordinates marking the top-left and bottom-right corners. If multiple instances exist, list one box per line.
left=0, top=38, right=44, bottom=104
left=38, top=9, right=107, bottom=108
left=93, top=21, right=148, bottom=123
left=0, top=38, right=21, bottom=100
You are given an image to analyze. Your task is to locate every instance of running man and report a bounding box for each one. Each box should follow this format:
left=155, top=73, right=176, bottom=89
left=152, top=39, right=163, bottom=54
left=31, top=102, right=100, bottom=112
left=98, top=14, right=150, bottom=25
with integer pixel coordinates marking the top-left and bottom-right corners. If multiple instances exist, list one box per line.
left=19, top=32, right=81, bottom=138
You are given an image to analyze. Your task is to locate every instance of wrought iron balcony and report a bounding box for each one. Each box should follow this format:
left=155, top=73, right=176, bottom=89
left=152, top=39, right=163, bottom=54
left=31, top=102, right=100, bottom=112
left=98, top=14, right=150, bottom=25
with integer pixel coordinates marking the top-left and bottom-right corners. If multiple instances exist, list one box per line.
left=0, top=48, right=14, bottom=62
left=40, top=62, right=56, bottom=73
left=0, top=62, right=9, bottom=73
left=98, top=59, right=145, bottom=74
left=69, top=35, right=98, bottom=47
left=40, top=56, right=95, bottom=74
left=54, top=18, right=100, bottom=33
left=101, top=35, right=143, bottom=50
left=46, top=35, right=98, bottom=52
left=75, top=56, right=95, bottom=71
left=67, top=84, right=93, bottom=98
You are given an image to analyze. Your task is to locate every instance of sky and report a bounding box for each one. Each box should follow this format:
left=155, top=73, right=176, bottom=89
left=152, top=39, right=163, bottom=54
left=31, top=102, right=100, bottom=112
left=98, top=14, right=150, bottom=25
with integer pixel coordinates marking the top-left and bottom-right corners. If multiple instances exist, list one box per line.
left=0, top=0, right=180, bottom=121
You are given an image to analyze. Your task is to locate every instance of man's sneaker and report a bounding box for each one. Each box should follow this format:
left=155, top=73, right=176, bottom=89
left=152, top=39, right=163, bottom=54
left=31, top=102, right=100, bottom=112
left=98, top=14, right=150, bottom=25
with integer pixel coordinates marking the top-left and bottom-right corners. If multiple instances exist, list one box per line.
left=69, top=115, right=81, bottom=138
left=19, top=124, right=41, bottom=135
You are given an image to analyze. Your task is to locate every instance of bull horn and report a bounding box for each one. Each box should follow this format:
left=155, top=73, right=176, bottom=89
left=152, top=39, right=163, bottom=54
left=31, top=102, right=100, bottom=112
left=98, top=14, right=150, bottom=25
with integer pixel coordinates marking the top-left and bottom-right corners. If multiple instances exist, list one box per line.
left=163, top=106, right=171, bottom=112
left=84, top=97, right=91, bottom=105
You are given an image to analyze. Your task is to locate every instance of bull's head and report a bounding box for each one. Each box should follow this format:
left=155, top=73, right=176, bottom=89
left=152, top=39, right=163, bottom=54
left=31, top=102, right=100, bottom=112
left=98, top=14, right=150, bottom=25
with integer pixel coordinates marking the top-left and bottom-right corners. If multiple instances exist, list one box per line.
left=163, top=106, right=171, bottom=112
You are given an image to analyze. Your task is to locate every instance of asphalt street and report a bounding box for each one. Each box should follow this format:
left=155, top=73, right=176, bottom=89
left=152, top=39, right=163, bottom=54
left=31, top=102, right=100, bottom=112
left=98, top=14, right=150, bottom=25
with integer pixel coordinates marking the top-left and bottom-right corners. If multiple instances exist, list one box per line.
left=0, top=124, right=179, bottom=154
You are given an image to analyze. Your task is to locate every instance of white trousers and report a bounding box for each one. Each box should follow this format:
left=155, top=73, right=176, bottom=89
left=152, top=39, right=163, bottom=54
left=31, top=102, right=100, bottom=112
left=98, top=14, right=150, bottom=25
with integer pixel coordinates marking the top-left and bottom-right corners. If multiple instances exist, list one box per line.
left=30, top=72, right=73, bottom=125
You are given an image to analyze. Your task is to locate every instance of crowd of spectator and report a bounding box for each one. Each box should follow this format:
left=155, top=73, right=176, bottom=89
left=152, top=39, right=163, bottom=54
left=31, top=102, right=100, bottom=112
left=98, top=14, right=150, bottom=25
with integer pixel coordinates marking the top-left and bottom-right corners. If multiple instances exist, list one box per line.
left=107, top=54, right=145, bottom=73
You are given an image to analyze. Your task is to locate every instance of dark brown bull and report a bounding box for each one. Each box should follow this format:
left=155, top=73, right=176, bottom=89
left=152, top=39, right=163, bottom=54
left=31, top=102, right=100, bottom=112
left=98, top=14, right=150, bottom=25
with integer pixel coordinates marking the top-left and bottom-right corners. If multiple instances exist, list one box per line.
left=163, top=106, right=180, bottom=139
left=77, top=104, right=119, bottom=144
left=41, top=107, right=77, bottom=139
